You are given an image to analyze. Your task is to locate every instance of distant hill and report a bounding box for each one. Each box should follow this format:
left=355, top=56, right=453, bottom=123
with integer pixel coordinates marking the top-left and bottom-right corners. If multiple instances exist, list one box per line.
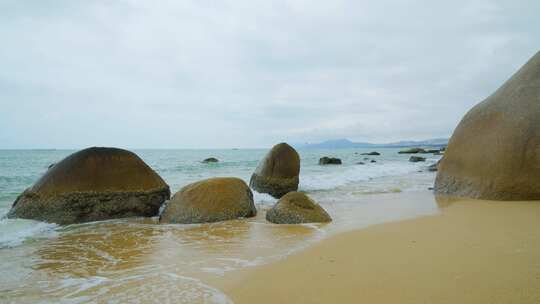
left=294, top=138, right=448, bottom=149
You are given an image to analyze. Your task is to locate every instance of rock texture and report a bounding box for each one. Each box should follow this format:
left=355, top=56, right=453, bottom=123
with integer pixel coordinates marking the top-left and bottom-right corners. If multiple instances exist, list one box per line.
left=266, top=192, right=331, bottom=224
left=435, top=51, right=540, bottom=200
left=249, top=143, right=300, bottom=198
left=319, top=157, right=342, bottom=165
left=8, top=147, right=170, bottom=225
left=160, top=177, right=256, bottom=224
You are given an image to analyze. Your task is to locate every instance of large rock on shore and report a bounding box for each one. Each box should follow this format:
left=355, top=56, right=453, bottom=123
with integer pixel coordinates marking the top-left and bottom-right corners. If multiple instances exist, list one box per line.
left=266, top=192, right=331, bottom=224
left=7, top=147, right=170, bottom=225
left=435, top=51, right=540, bottom=200
left=249, top=143, right=300, bottom=198
left=160, top=177, right=256, bottom=224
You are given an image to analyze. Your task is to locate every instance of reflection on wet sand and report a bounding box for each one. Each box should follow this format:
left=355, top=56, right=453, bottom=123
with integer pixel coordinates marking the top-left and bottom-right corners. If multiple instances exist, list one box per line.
left=3, top=214, right=322, bottom=303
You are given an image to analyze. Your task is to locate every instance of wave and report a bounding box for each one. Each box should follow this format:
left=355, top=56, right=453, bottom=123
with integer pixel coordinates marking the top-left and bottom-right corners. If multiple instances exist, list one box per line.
left=0, top=218, right=58, bottom=248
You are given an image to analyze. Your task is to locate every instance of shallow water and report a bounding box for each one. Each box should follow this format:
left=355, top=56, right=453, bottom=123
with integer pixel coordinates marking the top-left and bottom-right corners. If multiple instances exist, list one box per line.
left=0, top=148, right=441, bottom=303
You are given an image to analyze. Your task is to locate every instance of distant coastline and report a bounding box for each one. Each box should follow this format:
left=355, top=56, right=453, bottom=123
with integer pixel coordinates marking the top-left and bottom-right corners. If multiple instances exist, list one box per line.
left=294, top=138, right=448, bottom=149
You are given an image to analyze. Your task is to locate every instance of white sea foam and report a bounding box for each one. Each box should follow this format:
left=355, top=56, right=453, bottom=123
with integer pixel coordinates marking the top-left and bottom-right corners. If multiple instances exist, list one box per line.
left=0, top=218, right=58, bottom=248
left=300, top=160, right=425, bottom=191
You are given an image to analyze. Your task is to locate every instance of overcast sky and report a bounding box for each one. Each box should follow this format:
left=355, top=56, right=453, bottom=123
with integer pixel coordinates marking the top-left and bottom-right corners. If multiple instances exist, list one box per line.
left=0, top=0, right=539, bottom=149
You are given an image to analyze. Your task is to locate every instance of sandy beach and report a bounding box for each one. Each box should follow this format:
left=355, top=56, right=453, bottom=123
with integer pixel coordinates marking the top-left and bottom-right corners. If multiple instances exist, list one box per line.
left=216, top=196, right=540, bottom=304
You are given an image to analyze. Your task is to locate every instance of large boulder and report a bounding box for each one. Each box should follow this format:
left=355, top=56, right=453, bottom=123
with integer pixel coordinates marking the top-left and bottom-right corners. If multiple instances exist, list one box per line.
left=249, top=143, right=300, bottom=198
left=7, top=147, right=170, bottom=225
left=266, top=192, right=331, bottom=224
left=160, top=177, right=257, bottom=224
left=435, top=51, right=540, bottom=200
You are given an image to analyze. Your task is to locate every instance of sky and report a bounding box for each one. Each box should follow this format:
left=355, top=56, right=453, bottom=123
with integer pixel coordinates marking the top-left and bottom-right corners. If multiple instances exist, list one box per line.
left=0, top=0, right=539, bottom=149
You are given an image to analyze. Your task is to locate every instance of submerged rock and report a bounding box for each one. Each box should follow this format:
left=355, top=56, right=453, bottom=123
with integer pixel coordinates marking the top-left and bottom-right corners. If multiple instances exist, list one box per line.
left=409, top=156, right=426, bottom=162
left=357, top=162, right=365, bottom=165
left=160, top=177, right=256, bottom=224
left=249, top=143, right=300, bottom=198
left=202, top=157, right=219, bottom=163
left=319, top=157, right=342, bottom=165
left=436, top=51, right=540, bottom=200
left=398, top=148, right=426, bottom=154
left=266, top=192, right=331, bottom=224
left=8, top=147, right=170, bottom=225
left=361, top=151, right=380, bottom=156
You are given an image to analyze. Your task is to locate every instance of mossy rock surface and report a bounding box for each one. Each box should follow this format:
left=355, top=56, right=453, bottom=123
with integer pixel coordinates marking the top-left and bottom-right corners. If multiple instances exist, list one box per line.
left=435, top=51, right=540, bottom=200
left=266, top=192, right=331, bottom=224
left=8, top=147, right=170, bottom=225
left=250, top=143, right=300, bottom=198
left=160, top=177, right=257, bottom=224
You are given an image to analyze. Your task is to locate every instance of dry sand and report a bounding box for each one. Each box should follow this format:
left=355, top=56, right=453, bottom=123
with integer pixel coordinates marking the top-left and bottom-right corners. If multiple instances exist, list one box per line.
left=216, top=196, right=540, bottom=303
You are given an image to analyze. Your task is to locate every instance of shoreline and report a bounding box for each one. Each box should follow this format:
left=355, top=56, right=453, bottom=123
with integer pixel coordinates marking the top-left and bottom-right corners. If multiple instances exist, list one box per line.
left=214, top=195, right=540, bottom=304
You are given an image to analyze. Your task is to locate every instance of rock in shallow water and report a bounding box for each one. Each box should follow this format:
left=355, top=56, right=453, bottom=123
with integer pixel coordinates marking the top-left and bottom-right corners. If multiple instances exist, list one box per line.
left=202, top=157, right=219, bottom=163
left=409, top=156, right=426, bottom=162
left=319, top=157, right=342, bottom=165
left=8, top=147, right=170, bottom=225
left=160, top=177, right=256, bottom=224
left=361, top=151, right=380, bottom=156
left=249, top=143, right=300, bottom=198
left=398, top=148, right=426, bottom=154
left=435, top=51, right=540, bottom=200
left=266, top=192, right=332, bottom=224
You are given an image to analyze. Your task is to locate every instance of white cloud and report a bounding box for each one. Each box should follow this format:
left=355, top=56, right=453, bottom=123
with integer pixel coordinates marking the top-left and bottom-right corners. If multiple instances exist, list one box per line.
left=0, top=0, right=538, bottom=148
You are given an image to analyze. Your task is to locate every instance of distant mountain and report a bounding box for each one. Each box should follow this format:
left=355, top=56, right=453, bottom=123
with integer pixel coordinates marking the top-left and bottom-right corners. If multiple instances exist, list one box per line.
left=295, top=138, right=448, bottom=149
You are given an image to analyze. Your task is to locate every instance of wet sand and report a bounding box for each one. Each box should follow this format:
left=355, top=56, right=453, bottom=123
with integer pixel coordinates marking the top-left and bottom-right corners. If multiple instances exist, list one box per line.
left=216, top=197, right=540, bottom=304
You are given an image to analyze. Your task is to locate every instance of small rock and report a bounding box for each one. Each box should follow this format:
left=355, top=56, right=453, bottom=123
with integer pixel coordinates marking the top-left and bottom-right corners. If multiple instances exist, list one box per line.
left=202, top=157, right=219, bottom=163
left=370, top=160, right=377, bottom=163
left=356, top=162, right=365, bottom=165
left=398, top=148, right=426, bottom=154
left=319, top=157, right=342, bottom=165
left=409, top=156, right=426, bottom=162
left=361, top=151, right=380, bottom=156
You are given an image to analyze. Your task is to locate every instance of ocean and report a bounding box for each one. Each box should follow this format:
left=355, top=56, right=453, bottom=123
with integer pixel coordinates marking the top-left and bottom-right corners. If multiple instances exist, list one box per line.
left=0, top=148, right=442, bottom=303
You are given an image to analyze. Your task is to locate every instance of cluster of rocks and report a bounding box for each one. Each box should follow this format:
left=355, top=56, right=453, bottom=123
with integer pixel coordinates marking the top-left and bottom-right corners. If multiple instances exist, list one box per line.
left=9, top=143, right=331, bottom=226
left=398, top=147, right=445, bottom=155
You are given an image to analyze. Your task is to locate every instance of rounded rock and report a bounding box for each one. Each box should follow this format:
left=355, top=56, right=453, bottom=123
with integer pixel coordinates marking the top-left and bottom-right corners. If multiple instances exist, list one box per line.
left=249, top=143, right=300, bottom=198
left=266, top=192, right=332, bottom=224
left=435, top=51, right=540, bottom=200
left=8, top=147, right=170, bottom=225
left=160, top=177, right=257, bottom=224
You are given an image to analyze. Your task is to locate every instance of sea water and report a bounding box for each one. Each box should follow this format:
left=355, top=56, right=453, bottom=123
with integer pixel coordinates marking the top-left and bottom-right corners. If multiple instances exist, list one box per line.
left=0, top=148, right=442, bottom=303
